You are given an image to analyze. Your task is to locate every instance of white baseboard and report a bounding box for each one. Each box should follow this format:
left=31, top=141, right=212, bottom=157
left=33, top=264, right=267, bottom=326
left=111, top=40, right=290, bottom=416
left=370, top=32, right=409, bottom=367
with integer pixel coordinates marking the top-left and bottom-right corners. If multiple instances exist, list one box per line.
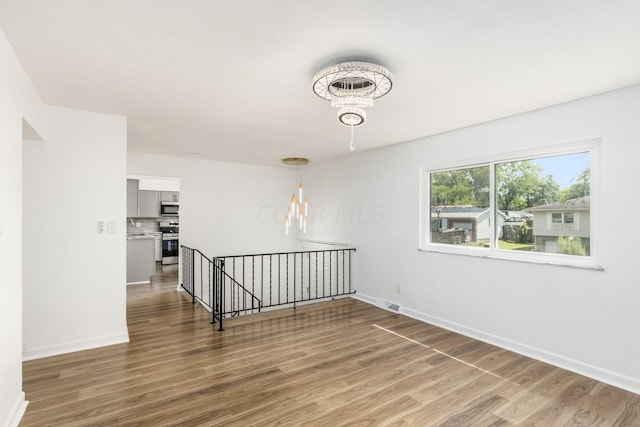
left=126, top=280, right=150, bottom=285
left=3, top=392, right=27, bottom=427
left=351, top=292, right=640, bottom=395
left=351, top=292, right=375, bottom=305
left=22, top=332, right=130, bottom=361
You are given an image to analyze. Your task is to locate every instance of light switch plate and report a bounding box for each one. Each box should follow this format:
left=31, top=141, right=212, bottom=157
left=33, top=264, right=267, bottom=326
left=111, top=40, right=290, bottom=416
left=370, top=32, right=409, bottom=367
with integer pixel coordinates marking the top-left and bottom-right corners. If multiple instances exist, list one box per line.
left=107, top=221, right=116, bottom=233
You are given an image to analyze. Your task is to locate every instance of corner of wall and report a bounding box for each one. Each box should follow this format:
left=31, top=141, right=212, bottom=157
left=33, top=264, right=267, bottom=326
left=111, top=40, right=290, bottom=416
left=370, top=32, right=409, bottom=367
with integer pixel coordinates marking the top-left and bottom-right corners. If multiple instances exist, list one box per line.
left=3, top=392, right=28, bottom=427
left=21, top=117, right=43, bottom=141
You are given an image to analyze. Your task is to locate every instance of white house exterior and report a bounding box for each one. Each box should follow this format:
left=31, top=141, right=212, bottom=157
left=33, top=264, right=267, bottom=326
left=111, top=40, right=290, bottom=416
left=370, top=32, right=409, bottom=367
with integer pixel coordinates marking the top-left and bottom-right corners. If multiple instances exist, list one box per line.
left=528, top=196, right=590, bottom=253
left=431, top=206, right=507, bottom=243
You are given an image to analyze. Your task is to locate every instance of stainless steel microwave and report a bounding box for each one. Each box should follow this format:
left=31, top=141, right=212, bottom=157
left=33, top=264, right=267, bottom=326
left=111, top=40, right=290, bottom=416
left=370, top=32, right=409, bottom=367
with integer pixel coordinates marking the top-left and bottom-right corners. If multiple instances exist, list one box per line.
left=160, top=202, right=179, bottom=216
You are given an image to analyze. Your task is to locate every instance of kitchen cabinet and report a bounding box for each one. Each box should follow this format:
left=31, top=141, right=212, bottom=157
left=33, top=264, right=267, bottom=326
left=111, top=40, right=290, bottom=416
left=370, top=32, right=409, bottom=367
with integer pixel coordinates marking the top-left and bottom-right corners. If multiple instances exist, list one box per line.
left=127, top=238, right=155, bottom=284
left=127, top=179, right=139, bottom=217
left=161, top=191, right=179, bottom=202
left=127, top=181, right=177, bottom=218
left=154, top=236, right=162, bottom=262
left=138, top=190, right=161, bottom=218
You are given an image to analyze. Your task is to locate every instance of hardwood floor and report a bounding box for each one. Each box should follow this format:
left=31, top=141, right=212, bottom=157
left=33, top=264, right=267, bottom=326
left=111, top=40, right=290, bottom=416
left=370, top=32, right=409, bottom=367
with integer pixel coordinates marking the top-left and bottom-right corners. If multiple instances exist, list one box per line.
left=21, top=264, right=640, bottom=426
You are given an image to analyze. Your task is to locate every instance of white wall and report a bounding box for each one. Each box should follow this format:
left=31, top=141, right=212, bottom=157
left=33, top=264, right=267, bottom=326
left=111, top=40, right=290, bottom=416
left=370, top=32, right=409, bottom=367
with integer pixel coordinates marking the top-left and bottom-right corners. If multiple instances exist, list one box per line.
left=22, top=105, right=129, bottom=360
left=0, top=27, right=43, bottom=427
left=304, top=84, right=640, bottom=394
left=127, top=153, right=297, bottom=258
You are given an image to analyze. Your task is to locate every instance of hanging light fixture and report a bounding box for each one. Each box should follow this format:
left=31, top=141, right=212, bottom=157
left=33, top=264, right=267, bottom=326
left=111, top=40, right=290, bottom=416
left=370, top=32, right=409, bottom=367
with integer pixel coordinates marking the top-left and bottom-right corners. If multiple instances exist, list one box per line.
left=282, top=157, right=309, bottom=235
left=312, top=61, right=393, bottom=151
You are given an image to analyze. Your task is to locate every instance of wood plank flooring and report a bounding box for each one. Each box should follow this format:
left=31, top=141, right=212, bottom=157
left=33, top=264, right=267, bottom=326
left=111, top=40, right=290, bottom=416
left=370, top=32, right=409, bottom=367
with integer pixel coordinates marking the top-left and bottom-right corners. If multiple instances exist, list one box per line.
left=21, top=264, right=640, bottom=426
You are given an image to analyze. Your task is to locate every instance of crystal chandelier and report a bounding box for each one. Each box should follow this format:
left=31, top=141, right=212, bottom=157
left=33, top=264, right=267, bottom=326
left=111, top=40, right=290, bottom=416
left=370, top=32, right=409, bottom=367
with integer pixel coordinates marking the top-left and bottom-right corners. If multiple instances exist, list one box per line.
left=282, top=157, right=309, bottom=235
left=312, top=61, right=393, bottom=151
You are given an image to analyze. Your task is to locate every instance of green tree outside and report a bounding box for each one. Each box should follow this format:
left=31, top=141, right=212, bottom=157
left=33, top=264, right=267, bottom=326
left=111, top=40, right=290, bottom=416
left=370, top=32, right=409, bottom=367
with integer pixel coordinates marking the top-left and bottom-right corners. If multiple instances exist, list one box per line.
left=430, top=166, right=489, bottom=207
left=431, top=160, right=589, bottom=212
left=560, top=168, right=590, bottom=202
left=496, top=161, right=560, bottom=210
left=557, top=235, right=588, bottom=256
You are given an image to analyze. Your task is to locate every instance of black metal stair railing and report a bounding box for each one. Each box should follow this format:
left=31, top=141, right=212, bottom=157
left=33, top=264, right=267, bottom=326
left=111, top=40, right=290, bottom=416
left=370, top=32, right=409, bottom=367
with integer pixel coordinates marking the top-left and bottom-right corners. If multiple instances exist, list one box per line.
left=181, top=246, right=261, bottom=331
left=181, top=246, right=223, bottom=330
left=180, top=246, right=356, bottom=331
left=219, top=248, right=356, bottom=311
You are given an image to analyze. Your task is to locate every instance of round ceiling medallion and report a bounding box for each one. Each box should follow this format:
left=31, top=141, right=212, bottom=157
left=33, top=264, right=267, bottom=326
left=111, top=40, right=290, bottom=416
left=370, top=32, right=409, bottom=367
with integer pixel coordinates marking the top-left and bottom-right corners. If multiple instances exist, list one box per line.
left=281, top=157, right=309, bottom=166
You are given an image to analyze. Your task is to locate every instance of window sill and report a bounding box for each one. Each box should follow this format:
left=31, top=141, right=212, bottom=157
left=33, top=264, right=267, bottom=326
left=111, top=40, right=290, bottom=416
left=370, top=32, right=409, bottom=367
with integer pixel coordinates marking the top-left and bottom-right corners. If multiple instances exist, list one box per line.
left=418, top=245, right=604, bottom=271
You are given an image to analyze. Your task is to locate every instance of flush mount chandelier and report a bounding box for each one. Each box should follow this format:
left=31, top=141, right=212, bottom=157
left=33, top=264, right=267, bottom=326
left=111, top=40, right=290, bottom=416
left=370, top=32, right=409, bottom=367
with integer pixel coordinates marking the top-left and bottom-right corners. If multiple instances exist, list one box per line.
left=312, top=61, right=393, bottom=151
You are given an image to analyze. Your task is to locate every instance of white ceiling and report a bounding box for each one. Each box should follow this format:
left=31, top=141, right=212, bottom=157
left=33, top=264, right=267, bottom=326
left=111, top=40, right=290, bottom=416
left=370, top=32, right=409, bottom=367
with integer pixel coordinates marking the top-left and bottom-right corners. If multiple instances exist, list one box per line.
left=2, top=0, right=640, bottom=167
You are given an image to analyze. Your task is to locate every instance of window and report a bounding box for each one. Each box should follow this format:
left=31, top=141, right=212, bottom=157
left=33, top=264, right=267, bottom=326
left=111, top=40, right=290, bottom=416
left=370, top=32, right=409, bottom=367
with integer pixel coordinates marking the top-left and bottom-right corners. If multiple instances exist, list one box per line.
left=429, top=165, right=490, bottom=246
left=421, top=140, right=599, bottom=268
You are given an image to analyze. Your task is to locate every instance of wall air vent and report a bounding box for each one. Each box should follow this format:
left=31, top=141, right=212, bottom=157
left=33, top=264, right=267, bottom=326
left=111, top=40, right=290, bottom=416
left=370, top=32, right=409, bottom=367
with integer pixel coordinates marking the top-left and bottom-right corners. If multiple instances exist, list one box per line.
left=375, top=299, right=401, bottom=313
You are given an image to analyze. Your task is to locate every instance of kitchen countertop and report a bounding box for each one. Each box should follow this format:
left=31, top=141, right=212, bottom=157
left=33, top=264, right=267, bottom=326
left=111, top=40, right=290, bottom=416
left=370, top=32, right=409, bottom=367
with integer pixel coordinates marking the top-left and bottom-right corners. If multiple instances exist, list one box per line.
left=127, top=232, right=162, bottom=240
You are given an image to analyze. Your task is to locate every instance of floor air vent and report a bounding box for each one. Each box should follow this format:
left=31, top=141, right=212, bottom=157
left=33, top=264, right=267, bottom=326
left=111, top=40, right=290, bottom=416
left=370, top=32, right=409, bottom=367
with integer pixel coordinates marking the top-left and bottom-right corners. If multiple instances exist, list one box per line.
left=375, top=299, right=401, bottom=313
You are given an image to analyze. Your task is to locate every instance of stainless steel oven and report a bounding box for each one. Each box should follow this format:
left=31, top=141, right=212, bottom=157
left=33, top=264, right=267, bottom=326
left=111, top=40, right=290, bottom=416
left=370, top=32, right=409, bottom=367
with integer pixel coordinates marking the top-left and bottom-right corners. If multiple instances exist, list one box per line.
left=161, top=234, right=179, bottom=265
left=159, top=221, right=179, bottom=265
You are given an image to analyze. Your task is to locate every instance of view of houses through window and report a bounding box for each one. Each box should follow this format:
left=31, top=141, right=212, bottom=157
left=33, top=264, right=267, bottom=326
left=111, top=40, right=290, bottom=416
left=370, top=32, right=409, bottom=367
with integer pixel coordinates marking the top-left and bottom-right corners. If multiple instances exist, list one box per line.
left=429, top=151, right=591, bottom=257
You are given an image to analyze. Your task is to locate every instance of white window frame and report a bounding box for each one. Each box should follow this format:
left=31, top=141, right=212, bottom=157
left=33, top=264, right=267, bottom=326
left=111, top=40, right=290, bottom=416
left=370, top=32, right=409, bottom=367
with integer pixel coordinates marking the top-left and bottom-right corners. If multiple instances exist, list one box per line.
left=419, top=139, right=601, bottom=269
